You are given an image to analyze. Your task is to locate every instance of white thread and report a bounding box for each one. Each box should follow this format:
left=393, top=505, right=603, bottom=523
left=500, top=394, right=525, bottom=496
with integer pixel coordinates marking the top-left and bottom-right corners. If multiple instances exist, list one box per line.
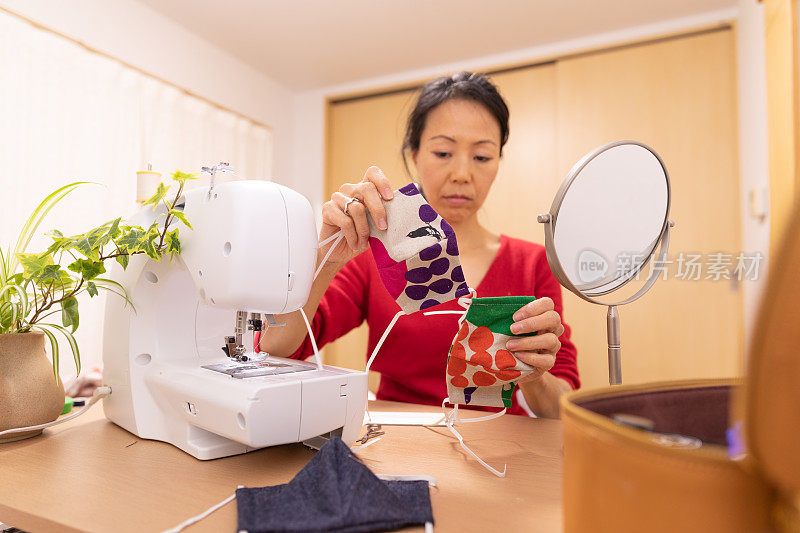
left=162, top=487, right=241, bottom=533
left=365, top=310, right=403, bottom=373
left=299, top=307, right=324, bottom=371
left=441, top=397, right=507, bottom=478
left=314, top=231, right=344, bottom=280
left=0, top=386, right=111, bottom=438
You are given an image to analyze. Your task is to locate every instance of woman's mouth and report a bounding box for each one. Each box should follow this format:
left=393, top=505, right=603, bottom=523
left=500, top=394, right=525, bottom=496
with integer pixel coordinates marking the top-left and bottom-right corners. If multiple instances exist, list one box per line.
left=442, top=195, right=472, bottom=206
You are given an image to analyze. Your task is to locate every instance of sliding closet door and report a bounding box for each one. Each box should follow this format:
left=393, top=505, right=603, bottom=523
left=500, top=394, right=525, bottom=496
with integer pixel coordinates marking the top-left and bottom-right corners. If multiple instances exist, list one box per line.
left=555, top=28, right=742, bottom=387
left=325, top=27, right=742, bottom=390
left=325, top=90, right=418, bottom=387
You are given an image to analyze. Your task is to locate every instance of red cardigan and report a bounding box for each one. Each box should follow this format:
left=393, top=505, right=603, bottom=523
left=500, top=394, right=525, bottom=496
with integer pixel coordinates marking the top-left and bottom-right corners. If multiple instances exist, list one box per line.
left=289, top=234, right=580, bottom=416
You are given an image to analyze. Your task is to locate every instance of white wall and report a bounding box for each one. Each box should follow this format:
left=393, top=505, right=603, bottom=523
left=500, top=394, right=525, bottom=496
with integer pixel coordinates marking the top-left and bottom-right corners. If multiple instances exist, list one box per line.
left=0, top=0, right=296, bottom=183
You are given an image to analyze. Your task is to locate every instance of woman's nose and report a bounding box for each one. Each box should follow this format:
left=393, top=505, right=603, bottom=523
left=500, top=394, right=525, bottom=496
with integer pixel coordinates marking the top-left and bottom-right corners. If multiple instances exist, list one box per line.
left=449, top=154, right=471, bottom=183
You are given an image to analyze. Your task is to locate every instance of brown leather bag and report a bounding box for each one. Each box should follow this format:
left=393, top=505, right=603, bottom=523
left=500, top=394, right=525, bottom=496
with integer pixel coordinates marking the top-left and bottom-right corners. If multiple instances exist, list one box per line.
left=561, top=207, right=800, bottom=532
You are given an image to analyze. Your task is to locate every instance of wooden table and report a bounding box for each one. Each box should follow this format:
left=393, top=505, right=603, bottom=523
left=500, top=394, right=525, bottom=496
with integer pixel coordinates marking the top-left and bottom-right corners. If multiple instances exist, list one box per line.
left=0, top=401, right=563, bottom=532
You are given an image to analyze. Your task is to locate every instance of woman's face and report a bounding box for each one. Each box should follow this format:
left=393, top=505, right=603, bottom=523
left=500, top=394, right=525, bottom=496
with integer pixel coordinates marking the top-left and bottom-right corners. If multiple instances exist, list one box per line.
left=412, top=98, right=502, bottom=225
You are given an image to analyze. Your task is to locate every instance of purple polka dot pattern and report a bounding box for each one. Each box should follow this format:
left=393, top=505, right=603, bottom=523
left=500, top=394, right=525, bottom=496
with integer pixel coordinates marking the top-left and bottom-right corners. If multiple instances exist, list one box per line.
left=430, top=278, right=454, bottom=294
left=398, top=183, right=420, bottom=196
left=419, top=243, right=442, bottom=261
left=446, top=236, right=459, bottom=256
left=418, top=204, right=437, bottom=223
left=430, top=257, right=450, bottom=276
left=405, top=267, right=432, bottom=284
left=370, top=182, right=474, bottom=314
left=405, top=284, right=429, bottom=301
left=455, top=283, right=470, bottom=297
left=420, top=299, right=440, bottom=310
left=450, top=265, right=465, bottom=283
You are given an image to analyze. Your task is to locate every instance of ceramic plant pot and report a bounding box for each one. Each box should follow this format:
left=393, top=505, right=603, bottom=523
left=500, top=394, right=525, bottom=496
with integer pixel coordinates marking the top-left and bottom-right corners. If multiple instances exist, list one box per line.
left=0, top=332, right=65, bottom=443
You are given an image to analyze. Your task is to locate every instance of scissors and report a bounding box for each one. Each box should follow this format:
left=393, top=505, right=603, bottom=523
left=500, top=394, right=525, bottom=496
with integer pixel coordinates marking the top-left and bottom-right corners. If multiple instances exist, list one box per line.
left=356, top=423, right=385, bottom=445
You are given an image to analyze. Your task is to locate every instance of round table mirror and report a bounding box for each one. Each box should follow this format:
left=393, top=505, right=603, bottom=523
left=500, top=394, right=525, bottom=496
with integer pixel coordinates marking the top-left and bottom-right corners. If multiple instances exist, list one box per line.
left=538, top=140, right=674, bottom=384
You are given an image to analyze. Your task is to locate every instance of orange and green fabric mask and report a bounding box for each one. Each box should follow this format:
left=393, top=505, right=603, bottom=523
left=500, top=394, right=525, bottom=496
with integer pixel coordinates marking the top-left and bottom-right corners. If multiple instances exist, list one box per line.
left=446, top=296, right=538, bottom=408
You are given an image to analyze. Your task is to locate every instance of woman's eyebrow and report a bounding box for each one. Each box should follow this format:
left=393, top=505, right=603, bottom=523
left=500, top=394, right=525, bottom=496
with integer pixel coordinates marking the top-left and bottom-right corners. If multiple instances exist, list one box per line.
left=428, top=134, right=457, bottom=142
left=427, top=135, right=497, bottom=147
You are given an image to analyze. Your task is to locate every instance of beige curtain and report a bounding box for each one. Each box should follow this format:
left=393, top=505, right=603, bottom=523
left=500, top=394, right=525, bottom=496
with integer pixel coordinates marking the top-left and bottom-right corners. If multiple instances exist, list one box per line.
left=0, top=11, right=272, bottom=376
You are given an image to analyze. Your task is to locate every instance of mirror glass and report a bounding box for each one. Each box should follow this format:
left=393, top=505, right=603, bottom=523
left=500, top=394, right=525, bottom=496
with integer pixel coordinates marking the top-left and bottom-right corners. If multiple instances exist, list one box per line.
left=552, top=143, right=669, bottom=296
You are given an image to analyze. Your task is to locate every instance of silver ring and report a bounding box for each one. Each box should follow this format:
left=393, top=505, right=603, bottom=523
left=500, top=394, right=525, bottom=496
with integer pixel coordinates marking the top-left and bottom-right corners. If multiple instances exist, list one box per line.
left=343, top=196, right=363, bottom=217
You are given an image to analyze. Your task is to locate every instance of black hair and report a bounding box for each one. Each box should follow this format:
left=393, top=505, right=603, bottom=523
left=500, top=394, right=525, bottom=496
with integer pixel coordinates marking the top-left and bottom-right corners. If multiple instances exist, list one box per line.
left=402, top=71, right=510, bottom=175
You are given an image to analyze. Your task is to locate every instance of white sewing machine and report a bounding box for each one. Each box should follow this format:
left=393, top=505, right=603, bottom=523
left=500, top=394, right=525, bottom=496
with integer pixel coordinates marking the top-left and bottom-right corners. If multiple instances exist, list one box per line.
left=101, top=173, right=368, bottom=460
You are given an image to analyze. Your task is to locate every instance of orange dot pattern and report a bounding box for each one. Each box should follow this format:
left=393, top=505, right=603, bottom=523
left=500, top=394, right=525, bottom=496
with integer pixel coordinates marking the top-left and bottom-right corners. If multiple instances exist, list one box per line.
left=446, top=323, right=523, bottom=389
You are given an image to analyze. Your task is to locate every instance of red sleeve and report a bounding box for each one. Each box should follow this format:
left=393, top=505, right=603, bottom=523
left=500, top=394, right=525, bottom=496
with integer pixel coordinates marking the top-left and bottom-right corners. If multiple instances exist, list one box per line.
left=534, top=253, right=581, bottom=390
left=287, top=252, right=370, bottom=359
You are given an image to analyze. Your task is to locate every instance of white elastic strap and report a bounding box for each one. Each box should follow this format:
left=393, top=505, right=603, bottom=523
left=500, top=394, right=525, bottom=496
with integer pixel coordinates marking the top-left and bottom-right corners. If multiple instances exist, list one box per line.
left=162, top=487, right=241, bottom=533
left=0, top=385, right=111, bottom=438
left=365, top=310, right=403, bottom=373
left=422, top=289, right=475, bottom=325
left=426, top=522, right=434, bottom=533
left=314, top=231, right=344, bottom=280
left=441, top=397, right=507, bottom=478
left=299, top=307, right=324, bottom=371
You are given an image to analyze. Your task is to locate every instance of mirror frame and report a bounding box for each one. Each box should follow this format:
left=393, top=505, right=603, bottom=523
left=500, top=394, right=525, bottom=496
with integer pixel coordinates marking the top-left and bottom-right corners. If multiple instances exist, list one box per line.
left=539, top=140, right=673, bottom=306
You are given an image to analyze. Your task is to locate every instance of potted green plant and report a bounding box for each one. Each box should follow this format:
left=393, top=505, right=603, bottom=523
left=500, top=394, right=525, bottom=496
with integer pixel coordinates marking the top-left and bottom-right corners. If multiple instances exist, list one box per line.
left=0, top=170, right=197, bottom=442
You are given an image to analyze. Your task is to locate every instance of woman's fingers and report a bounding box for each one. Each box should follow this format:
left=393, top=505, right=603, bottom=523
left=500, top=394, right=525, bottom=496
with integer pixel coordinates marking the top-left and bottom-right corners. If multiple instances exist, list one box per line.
left=510, top=309, right=564, bottom=336
left=342, top=180, right=387, bottom=231
left=363, top=166, right=394, bottom=200
left=512, top=297, right=555, bottom=322
left=505, top=332, right=561, bottom=355
left=512, top=351, right=556, bottom=371
left=331, top=192, right=370, bottom=250
left=322, top=199, right=359, bottom=251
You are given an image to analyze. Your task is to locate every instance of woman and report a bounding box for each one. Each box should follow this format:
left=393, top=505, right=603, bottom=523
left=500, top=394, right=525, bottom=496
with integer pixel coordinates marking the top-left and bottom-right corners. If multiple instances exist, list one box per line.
left=261, top=72, right=579, bottom=418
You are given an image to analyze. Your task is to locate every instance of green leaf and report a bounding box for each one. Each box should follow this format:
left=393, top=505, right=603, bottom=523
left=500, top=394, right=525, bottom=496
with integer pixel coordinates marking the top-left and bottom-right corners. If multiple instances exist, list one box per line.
left=85, top=225, right=113, bottom=249
left=40, top=323, right=81, bottom=375
left=61, top=296, right=79, bottom=333
left=67, top=258, right=106, bottom=280
left=108, top=217, right=122, bottom=239
left=15, top=252, right=54, bottom=277
left=11, top=182, right=92, bottom=275
left=115, top=253, right=130, bottom=270
left=171, top=169, right=199, bottom=185
left=169, top=209, right=193, bottom=230
left=164, top=228, right=181, bottom=255
left=86, top=281, right=98, bottom=297
left=142, top=182, right=170, bottom=210
left=116, top=227, right=146, bottom=251
left=34, top=263, right=64, bottom=285
left=37, top=325, right=60, bottom=380
left=45, top=229, right=64, bottom=238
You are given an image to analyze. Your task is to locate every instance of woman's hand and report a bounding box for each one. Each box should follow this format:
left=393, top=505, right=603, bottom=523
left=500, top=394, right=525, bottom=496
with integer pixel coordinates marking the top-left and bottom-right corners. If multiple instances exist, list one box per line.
left=319, top=166, right=394, bottom=268
left=505, top=297, right=565, bottom=382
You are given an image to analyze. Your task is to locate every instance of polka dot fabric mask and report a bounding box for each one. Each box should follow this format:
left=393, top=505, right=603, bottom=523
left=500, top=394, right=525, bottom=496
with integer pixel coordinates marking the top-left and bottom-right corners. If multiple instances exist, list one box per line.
left=446, top=296, right=538, bottom=408
left=367, top=183, right=471, bottom=314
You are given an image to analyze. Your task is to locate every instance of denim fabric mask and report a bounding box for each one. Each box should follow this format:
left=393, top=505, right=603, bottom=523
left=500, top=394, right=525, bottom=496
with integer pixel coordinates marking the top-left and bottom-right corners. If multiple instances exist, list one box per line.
left=236, top=438, right=434, bottom=533
left=367, top=183, right=471, bottom=314
left=446, top=296, right=538, bottom=408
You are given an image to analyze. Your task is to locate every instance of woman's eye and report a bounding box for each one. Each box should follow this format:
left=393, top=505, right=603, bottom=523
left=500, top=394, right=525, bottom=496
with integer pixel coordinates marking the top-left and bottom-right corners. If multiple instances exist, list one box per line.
left=433, top=151, right=451, bottom=159
left=474, top=155, right=493, bottom=162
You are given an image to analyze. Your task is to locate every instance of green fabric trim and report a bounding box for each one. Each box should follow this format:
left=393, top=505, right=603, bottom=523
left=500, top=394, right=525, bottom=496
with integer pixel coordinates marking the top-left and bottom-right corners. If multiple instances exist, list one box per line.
left=464, top=296, right=537, bottom=336
left=501, top=383, right=516, bottom=408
